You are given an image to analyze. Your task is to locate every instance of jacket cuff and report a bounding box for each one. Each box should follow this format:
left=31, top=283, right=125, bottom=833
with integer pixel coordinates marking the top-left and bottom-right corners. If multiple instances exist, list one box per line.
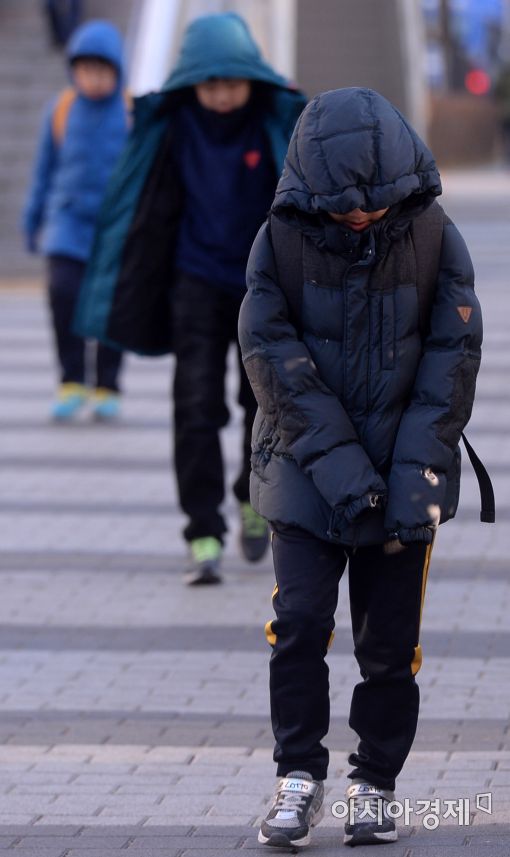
left=308, top=444, right=386, bottom=511
left=385, top=463, right=446, bottom=533
left=397, top=526, right=435, bottom=545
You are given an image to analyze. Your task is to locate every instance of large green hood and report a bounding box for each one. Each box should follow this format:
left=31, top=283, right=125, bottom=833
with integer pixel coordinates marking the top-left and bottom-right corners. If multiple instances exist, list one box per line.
left=163, top=12, right=289, bottom=91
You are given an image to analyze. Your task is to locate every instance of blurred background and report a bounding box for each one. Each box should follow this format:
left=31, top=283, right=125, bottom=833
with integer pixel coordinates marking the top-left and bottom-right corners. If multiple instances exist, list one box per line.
left=1, top=0, right=510, bottom=280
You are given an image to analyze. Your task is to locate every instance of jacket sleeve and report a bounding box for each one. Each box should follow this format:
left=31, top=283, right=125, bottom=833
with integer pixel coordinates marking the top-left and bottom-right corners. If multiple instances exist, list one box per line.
left=22, top=103, right=58, bottom=238
left=238, top=223, right=387, bottom=520
left=385, top=219, right=482, bottom=541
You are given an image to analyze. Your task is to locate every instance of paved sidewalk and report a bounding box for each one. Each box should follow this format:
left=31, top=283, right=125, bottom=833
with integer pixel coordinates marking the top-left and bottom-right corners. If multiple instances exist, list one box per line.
left=0, top=169, right=508, bottom=855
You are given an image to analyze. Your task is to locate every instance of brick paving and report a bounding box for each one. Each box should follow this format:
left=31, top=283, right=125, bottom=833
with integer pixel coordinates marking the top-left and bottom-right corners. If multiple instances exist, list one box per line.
left=0, top=169, right=508, bottom=853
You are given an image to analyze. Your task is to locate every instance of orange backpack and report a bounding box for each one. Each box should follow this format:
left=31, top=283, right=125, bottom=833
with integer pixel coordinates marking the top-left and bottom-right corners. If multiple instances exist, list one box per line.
left=51, top=87, right=133, bottom=144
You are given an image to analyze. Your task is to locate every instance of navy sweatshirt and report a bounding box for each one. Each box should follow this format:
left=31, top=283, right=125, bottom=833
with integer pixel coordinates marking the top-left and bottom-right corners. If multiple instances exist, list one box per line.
left=173, top=97, right=277, bottom=295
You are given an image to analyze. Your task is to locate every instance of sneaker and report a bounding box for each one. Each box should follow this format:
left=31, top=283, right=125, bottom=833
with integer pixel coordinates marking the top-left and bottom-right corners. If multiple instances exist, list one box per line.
left=344, top=780, right=397, bottom=847
left=239, top=502, right=269, bottom=562
left=184, top=537, right=222, bottom=586
left=258, top=771, right=324, bottom=849
left=92, top=388, right=121, bottom=422
left=51, top=383, right=88, bottom=422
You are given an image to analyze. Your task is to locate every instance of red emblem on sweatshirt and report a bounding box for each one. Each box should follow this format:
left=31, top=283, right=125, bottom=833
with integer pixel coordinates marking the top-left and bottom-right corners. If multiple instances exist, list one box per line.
left=244, top=150, right=261, bottom=169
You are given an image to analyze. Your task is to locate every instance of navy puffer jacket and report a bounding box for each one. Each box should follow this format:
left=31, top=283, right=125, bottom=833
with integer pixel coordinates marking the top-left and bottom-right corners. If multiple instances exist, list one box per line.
left=238, top=88, right=482, bottom=547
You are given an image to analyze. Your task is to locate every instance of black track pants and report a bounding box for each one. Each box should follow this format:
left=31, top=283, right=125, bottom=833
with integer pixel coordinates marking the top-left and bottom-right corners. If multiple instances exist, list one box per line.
left=171, top=274, right=257, bottom=543
left=267, top=523, right=432, bottom=790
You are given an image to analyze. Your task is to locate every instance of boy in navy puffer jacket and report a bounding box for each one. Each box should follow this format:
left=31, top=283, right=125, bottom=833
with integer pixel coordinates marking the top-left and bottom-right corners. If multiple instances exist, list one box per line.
left=239, top=88, right=485, bottom=848
left=22, top=20, right=130, bottom=422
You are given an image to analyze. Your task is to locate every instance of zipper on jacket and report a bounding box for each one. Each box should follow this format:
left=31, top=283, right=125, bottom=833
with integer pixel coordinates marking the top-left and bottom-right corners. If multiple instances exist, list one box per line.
left=342, top=246, right=374, bottom=414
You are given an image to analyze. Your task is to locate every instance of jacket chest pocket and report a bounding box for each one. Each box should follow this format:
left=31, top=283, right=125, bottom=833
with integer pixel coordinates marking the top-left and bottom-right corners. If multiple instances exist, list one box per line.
left=370, top=284, right=418, bottom=371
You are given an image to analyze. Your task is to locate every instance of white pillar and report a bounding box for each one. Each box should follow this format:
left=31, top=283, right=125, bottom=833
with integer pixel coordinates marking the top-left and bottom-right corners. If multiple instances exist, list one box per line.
left=270, top=0, right=297, bottom=80
left=397, top=0, right=429, bottom=138
left=128, top=0, right=183, bottom=95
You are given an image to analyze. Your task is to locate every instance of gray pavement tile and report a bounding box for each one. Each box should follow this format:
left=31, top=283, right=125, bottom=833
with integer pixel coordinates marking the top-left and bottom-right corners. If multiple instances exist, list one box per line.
left=0, top=713, right=505, bottom=752
left=0, top=623, right=508, bottom=657
left=5, top=852, right=68, bottom=857
left=0, top=550, right=508, bottom=578
left=127, top=835, right=244, bottom=849
left=65, top=852, right=181, bottom=857
left=0, top=828, right=81, bottom=837
left=407, top=849, right=510, bottom=855
left=13, top=838, right=130, bottom=849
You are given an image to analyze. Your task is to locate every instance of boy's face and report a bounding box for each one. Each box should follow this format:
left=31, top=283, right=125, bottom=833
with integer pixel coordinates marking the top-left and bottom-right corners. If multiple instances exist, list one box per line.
left=194, top=79, right=251, bottom=113
left=72, top=59, right=118, bottom=99
left=329, top=207, right=389, bottom=233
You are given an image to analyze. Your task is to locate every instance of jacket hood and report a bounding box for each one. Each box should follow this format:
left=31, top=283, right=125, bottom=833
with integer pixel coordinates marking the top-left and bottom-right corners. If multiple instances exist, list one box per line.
left=67, top=20, right=124, bottom=78
left=163, top=12, right=290, bottom=92
left=274, top=87, right=441, bottom=216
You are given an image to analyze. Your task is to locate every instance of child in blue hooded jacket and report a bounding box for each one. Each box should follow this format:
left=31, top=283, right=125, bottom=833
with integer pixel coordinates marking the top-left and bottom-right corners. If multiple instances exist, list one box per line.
left=75, top=13, right=306, bottom=584
left=23, top=19, right=130, bottom=421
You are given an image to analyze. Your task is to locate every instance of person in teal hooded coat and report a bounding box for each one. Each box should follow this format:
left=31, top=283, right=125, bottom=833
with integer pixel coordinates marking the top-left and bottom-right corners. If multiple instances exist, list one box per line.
left=76, top=13, right=306, bottom=584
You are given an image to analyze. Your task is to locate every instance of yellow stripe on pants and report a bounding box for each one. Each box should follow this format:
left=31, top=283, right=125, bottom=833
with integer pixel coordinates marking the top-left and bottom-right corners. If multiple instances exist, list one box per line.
left=411, top=541, right=433, bottom=676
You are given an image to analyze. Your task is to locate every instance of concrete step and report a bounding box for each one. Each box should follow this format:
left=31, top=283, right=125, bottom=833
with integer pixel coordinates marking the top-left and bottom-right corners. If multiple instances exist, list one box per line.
left=0, top=0, right=138, bottom=276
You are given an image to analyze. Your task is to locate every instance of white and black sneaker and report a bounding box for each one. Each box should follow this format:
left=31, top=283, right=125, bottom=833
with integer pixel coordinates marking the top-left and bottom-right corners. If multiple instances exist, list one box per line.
left=344, top=780, right=397, bottom=847
left=258, top=770, right=324, bottom=849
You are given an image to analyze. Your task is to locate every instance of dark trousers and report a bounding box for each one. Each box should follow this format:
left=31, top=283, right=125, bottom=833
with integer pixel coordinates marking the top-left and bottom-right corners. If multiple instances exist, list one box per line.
left=48, top=255, right=122, bottom=392
left=268, top=524, right=432, bottom=790
left=43, top=0, right=81, bottom=46
left=171, top=274, right=257, bottom=543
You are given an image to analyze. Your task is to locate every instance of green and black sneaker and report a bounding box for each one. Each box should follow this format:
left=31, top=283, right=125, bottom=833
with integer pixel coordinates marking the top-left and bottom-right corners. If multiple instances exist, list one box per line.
left=184, top=537, right=222, bottom=586
left=239, top=502, right=269, bottom=562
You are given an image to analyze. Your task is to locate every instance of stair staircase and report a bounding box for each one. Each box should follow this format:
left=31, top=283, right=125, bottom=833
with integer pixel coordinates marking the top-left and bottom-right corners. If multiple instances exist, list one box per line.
left=0, top=0, right=138, bottom=279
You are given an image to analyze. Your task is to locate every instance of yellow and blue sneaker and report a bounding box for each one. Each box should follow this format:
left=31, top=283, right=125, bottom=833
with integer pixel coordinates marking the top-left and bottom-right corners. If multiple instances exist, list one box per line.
left=92, top=388, right=121, bottom=422
left=51, top=383, right=88, bottom=422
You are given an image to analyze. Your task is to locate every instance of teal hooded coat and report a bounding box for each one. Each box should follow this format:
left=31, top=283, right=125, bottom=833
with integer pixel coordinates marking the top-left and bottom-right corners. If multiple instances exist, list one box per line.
left=75, top=13, right=306, bottom=354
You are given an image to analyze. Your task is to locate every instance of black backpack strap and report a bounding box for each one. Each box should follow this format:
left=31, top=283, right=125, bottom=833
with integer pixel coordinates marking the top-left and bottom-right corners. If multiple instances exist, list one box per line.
left=461, top=433, right=496, bottom=523
left=269, top=214, right=304, bottom=332
left=411, top=200, right=445, bottom=337
left=413, top=203, right=495, bottom=523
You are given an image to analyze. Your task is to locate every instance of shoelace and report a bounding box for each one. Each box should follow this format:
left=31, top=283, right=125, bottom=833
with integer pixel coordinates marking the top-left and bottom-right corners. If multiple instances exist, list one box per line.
left=350, top=793, right=388, bottom=821
left=241, top=504, right=267, bottom=538
left=274, top=790, right=308, bottom=815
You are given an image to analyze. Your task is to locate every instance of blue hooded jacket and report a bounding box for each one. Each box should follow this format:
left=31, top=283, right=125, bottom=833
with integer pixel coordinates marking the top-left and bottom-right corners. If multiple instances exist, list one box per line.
left=22, top=20, right=130, bottom=262
left=74, top=13, right=306, bottom=354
